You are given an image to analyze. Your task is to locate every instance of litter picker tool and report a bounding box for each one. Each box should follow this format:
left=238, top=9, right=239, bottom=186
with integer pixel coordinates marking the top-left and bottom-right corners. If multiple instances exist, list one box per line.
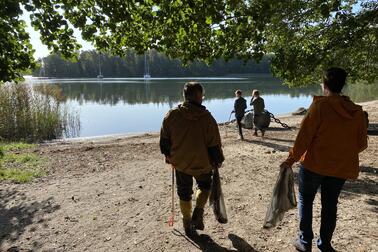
left=168, top=166, right=175, bottom=227
left=225, top=111, right=234, bottom=137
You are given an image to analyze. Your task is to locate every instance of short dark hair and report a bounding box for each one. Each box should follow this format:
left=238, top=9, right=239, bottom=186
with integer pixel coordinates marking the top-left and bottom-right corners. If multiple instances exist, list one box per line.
left=235, top=90, right=242, bottom=95
left=323, top=67, right=347, bottom=93
left=183, top=82, right=204, bottom=101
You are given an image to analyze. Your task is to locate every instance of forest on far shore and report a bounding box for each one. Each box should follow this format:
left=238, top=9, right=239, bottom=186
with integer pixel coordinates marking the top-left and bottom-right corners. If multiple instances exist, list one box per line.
left=32, top=50, right=272, bottom=78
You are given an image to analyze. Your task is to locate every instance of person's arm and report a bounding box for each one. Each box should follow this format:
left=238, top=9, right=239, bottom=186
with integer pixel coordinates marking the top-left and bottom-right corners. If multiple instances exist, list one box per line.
left=243, top=99, right=247, bottom=111
left=207, top=116, right=225, bottom=166
left=262, top=98, right=265, bottom=110
left=159, top=113, right=171, bottom=163
left=250, top=98, right=254, bottom=106
left=281, top=100, right=321, bottom=168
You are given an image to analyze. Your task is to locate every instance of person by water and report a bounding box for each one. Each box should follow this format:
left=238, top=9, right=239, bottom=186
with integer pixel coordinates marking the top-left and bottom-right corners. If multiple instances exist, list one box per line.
left=159, top=82, right=225, bottom=236
left=280, top=67, right=368, bottom=252
left=233, top=90, right=247, bottom=140
left=250, top=90, right=266, bottom=137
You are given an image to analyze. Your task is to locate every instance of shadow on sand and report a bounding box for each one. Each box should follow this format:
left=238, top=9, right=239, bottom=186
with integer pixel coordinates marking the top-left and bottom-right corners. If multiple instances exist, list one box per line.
left=173, top=229, right=258, bottom=252
left=0, top=188, right=60, bottom=251
left=244, top=139, right=291, bottom=152
left=367, top=123, right=378, bottom=135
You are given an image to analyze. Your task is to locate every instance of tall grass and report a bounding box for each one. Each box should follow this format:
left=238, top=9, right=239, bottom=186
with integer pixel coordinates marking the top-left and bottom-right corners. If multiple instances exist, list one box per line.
left=0, top=83, right=80, bottom=142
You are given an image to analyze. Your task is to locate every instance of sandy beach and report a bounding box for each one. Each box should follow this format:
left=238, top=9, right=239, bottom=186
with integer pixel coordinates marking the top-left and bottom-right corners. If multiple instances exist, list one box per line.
left=1, top=100, right=377, bottom=252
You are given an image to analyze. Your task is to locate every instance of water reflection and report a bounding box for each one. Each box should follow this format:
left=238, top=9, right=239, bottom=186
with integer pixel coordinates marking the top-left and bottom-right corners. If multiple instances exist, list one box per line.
left=28, top=76, right=377, bottom=138
left=38, top=76, right=320, bottom=106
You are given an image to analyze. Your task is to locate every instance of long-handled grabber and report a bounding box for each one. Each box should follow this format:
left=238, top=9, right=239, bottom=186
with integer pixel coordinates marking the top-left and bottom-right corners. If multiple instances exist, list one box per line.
left=225, top=111, right=234, bottom=137
left=168, top=166, right=175, bottom=227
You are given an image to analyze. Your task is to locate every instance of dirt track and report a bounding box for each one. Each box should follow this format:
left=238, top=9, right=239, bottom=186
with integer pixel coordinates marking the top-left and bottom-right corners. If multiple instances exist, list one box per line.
left=1, top=101, right=377, bottom=252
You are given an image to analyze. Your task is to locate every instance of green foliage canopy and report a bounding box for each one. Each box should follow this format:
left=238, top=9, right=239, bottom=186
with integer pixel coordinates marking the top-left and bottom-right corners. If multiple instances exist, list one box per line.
left=1, top=0, right=377, bottom=86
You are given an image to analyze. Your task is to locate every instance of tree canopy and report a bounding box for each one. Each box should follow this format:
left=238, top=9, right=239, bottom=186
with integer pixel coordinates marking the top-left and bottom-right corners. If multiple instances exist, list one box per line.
left=1, top=0, right=377, bottom=86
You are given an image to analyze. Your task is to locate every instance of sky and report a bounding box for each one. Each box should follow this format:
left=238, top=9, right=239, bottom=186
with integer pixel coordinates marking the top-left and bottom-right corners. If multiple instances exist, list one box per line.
left=21, top=11, right=93, bottom=59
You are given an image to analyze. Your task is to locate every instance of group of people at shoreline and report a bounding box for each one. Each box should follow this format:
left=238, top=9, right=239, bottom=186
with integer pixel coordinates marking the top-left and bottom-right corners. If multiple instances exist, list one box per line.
left=159, top=67, right=368, bottom=252
left=233, top=89, right=266, bottom=140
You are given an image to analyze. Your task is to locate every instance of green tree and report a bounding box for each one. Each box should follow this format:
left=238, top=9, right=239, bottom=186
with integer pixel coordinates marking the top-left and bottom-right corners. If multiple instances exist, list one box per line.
left=1, top=0, right=377, bottom=86
left=33, top=50, right=271, bottom=77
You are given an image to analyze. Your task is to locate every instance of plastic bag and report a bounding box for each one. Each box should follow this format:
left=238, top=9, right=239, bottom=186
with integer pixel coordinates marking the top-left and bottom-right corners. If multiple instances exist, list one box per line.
left=263, top=167, right=297, bottom=228
left=241, top=112, right=254, bottom=129
left=209, top=166, right=228, bottom=224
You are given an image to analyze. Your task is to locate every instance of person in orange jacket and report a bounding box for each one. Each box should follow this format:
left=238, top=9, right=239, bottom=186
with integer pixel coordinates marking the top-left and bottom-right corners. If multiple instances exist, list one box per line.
left=280, top=67, right=368, bottom=252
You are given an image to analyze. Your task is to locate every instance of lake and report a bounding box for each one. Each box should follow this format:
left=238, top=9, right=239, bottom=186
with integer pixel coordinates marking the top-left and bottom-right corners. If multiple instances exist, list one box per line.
left=26, top=75, right=378, bottom=138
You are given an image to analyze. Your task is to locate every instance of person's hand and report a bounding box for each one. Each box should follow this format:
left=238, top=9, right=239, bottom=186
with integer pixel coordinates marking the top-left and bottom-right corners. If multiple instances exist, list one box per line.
left=280, top=161, right=291, bottom=170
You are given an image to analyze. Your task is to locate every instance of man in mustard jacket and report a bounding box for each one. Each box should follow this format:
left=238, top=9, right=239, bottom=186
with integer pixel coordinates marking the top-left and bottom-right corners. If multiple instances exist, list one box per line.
left=281, top=68, right=368, bottom=252
left=160, top=82, right=225, bottom=235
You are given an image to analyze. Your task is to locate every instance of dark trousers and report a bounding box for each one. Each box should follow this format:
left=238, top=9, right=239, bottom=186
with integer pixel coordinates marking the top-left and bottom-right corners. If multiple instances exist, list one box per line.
left=236, top=116, right=243, bottom=137
left=176, top=170, right=212, bottom=201
left=298, top=166, right=345, bottom=251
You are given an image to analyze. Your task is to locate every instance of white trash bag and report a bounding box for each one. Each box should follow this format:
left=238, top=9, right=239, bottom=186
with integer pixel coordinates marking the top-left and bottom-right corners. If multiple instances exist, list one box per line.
left=263, top=167, right=297, bottom=228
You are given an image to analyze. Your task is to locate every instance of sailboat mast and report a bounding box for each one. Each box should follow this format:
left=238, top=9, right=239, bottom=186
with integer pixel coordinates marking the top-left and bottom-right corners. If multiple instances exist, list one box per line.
left=144, top=52, right=151, bottom=78
left=99, top=54, right=102, bottom=76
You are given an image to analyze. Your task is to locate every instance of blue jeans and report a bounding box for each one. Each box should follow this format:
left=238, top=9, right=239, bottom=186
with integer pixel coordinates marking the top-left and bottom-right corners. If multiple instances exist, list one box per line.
left=298, top=166, right=345, bottom=251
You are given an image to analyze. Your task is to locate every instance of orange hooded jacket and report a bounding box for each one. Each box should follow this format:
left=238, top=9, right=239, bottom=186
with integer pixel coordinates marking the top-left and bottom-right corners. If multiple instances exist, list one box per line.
left=284, top=95, right=368, bottom=180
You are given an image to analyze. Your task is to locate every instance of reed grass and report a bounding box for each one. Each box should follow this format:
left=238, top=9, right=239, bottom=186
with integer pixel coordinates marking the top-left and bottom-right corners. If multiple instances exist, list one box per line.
left=0, top=83, right=80, bottom=142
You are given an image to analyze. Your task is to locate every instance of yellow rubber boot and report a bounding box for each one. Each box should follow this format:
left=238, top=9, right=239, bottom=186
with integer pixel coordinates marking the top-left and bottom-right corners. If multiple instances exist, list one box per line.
left=192, top=189, right=210, bottom=230
left=179, top=200, right=192, bottom=231
left=195, top=189, right=210, bottom=209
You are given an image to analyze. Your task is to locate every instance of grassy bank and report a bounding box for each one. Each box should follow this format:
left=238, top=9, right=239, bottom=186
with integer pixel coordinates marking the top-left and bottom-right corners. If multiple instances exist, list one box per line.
left=0, top=142, right=45, bottom=183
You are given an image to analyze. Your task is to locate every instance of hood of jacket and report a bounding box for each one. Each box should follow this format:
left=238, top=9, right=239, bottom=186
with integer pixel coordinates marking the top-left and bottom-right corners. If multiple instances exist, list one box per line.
left=314, top=95, right=361, bottom=119
left=178, top=101, right=211, bottom=121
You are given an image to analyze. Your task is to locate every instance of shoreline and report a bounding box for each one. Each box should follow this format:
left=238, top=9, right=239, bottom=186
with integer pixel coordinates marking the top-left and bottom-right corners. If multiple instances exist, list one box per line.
left=53, top=99, right=375, bottom=142
left=0, top=100, right=376, bottom=251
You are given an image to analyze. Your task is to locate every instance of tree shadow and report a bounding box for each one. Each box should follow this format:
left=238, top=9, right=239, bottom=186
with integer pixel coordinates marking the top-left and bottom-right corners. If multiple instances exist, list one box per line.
left=365, top=199, right=378, bottom=213
left=0, top=188, right=60, bottom=250
left=263, top=137, right=295, bottom=144
left=367, top=123, right=378, bottom=136
left=266, top=126, right=295, bottom=131
left=360, top=166, right=378, bottom=177
left=172, top=229, right=236, bottom=251
left=244, top=139, right=291, bottom=152
left=342, top=177, right=378, bottom=197
left=228, top=233, right=259, bottom=252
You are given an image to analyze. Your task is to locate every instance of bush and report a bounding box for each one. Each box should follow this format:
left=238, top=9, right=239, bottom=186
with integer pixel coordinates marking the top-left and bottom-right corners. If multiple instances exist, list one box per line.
left=0, top=83, right=80, bottom=142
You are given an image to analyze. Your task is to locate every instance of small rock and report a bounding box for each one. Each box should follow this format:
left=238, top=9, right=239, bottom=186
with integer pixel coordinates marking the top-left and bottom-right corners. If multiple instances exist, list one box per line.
left=105, top=237, right=111, bottom=242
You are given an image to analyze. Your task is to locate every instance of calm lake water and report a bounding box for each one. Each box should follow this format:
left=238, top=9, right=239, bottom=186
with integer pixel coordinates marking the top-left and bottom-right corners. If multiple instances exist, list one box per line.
left=27, top=75, right=378, bottom=138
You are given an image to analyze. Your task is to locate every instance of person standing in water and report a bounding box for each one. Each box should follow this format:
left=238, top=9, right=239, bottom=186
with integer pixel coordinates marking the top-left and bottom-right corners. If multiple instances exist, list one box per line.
left=160, top=82, right=225, bottom=236
left=233, top=90, right=247, bottom=140
left=250, top=89, right=266, bottom=137
left=280, top=68, right=368, bottom=252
